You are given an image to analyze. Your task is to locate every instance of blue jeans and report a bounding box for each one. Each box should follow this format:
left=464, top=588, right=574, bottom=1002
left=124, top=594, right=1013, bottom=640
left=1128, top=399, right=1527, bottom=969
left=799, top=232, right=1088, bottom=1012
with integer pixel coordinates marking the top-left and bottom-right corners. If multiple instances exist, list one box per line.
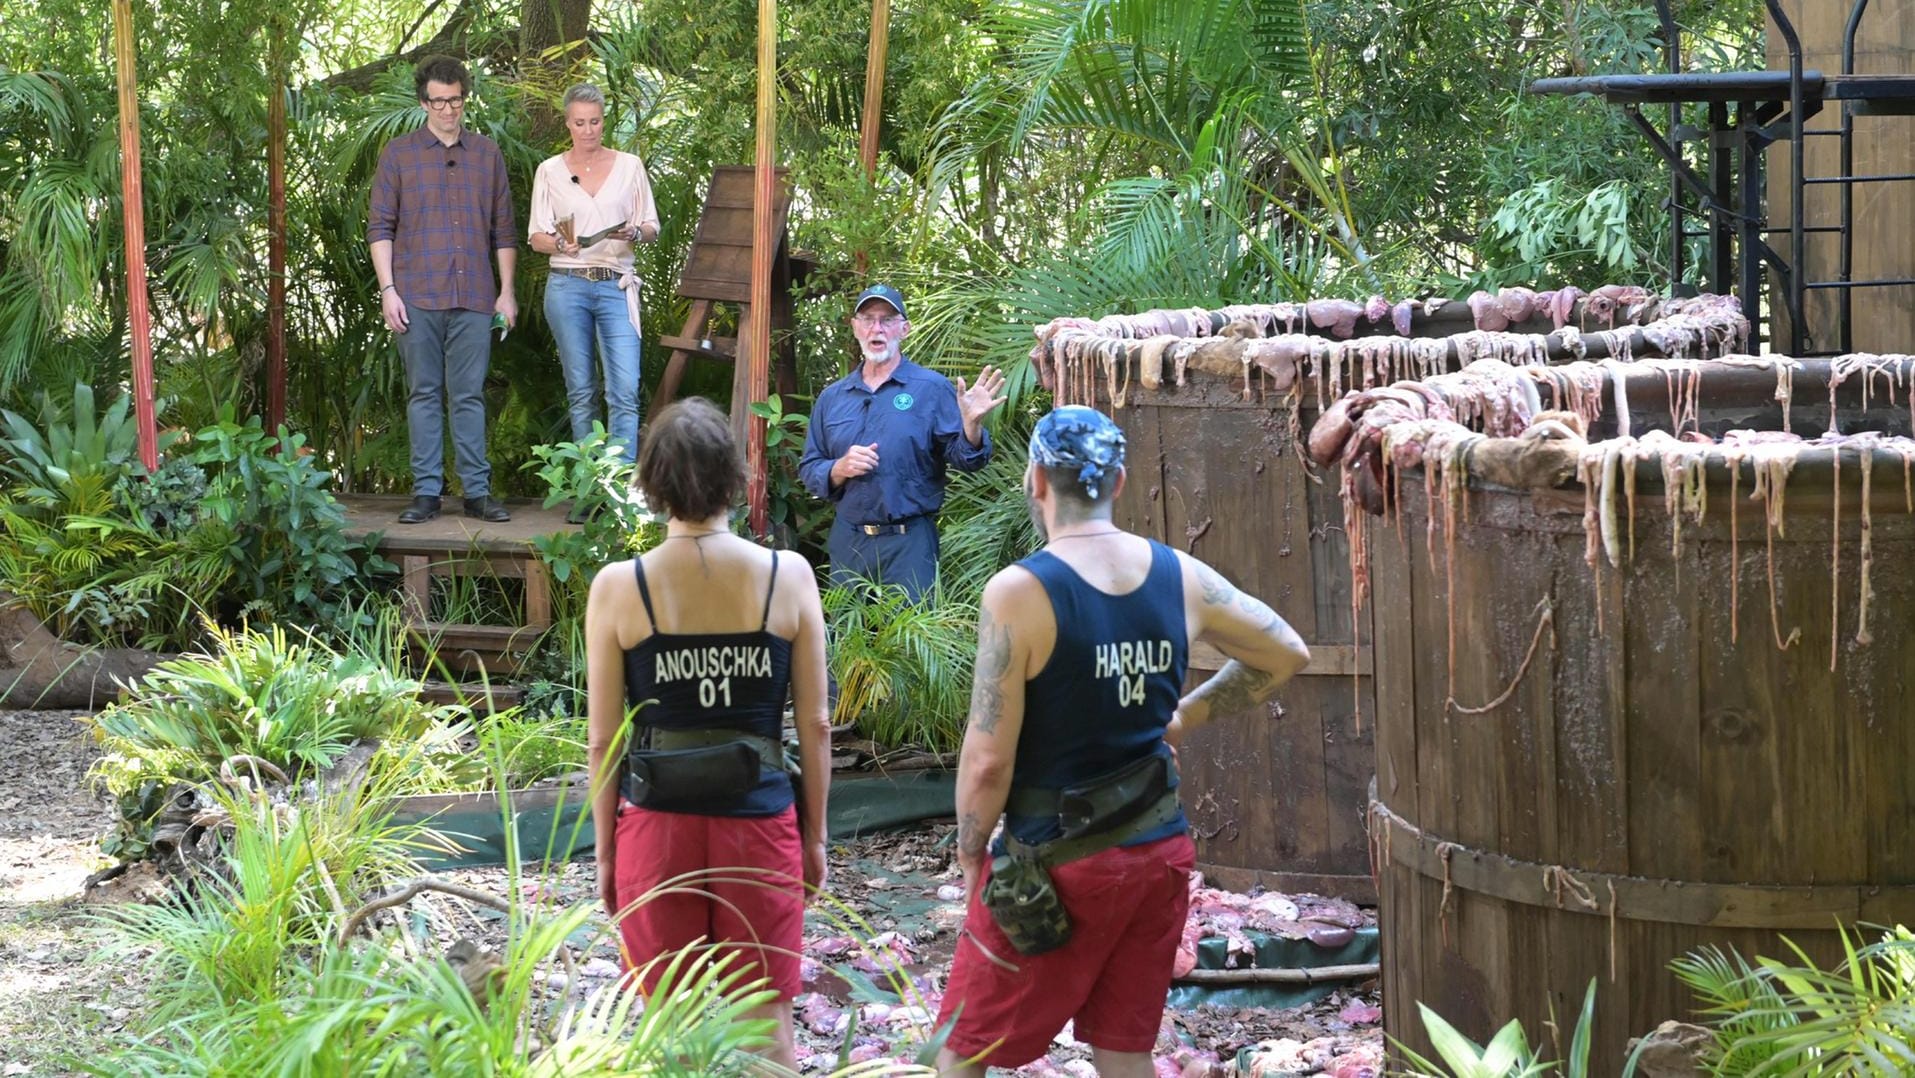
left=397, top=307, right=493, bottom=498
left=545, top=272, right=641, bottom=455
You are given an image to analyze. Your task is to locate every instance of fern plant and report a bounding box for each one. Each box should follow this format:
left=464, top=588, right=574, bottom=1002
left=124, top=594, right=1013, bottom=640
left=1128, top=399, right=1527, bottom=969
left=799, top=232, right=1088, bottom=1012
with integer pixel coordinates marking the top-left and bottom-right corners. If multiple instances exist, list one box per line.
left=1660, top=926, right=1915, bottom=1076
left=936, top=429, right=1041, bottom=602
left=824, top=581, right=979, bottom=753
left=86, top=621, right=465, bottom=802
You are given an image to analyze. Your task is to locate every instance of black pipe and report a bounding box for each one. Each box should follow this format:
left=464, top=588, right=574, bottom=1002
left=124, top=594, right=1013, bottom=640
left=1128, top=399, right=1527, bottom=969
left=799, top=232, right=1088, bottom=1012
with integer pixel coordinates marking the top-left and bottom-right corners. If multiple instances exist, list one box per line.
left=1657, top=0, right=1685, bottom=286
left=1838, top=0, right=1872, bottom=352
left=1765, top=0, right=1808, bottom=355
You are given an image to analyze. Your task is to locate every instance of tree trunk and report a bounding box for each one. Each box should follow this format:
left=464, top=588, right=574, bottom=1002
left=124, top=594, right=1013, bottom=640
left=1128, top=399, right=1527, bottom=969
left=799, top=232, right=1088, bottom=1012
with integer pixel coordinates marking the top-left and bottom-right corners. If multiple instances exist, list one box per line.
left=1, top=600, right=168, bottom=709
left=519, top=0, right=594, bottom=147
left=319, top=0, right=484, bottom=93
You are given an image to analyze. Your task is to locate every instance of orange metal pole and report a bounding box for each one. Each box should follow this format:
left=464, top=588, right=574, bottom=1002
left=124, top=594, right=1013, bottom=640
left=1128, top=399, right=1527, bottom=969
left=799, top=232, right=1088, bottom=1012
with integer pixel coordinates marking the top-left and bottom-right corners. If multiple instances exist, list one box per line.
left=853, top=0, right=890, bottom=276
left=858, top=0, right=890, bottom=181
left=742, top=0, right=777, bottom=537
left=112, top=0, right=159, bottom=473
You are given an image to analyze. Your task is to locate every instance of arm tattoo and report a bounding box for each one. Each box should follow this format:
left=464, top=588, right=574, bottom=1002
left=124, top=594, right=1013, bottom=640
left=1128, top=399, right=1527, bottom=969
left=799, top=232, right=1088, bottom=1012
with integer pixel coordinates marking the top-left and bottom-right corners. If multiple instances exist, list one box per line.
left=1196, top=564, right=1237, bottom=607
left=957, top=810, right=989, bottom=859
left=968, top=605, right=1012, bottom=735
left=1192, top=661, right=1282, bottom=718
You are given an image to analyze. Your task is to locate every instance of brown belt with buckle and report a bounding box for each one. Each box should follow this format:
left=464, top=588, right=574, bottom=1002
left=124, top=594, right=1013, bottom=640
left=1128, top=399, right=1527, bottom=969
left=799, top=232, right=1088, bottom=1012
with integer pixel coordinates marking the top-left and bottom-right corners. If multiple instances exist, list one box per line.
left=553, top=266, right=620, bottom=282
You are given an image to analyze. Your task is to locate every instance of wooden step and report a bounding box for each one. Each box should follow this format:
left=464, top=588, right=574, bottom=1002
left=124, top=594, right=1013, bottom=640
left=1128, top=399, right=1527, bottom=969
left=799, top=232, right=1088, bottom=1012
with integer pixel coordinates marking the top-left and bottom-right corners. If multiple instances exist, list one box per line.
left=408, top=622, right=544, bottom=676
left=658, top=333, right=738, bottom=360
left=418, top=680, right=526, bottom=711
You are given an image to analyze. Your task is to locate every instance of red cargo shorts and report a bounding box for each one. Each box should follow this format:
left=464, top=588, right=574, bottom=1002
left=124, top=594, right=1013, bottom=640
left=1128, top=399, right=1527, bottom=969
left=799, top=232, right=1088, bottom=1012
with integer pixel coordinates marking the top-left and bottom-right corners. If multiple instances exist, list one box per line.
left=936, top=832, right=1197, bottom=1068
left=612, top=801, right=804, bottom=1000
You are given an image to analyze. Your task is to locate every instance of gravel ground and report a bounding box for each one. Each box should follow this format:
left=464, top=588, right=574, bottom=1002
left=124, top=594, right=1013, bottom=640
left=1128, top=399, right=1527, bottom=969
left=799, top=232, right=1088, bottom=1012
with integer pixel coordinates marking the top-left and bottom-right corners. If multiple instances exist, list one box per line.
left=0, top=710, right=1382, bottom=1076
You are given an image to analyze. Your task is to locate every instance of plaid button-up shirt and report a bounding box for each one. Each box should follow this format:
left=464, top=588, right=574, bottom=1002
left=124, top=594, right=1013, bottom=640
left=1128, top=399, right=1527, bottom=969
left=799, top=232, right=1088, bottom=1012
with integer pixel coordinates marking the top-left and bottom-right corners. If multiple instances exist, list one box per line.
left=367, top=125, right=518, bottom=313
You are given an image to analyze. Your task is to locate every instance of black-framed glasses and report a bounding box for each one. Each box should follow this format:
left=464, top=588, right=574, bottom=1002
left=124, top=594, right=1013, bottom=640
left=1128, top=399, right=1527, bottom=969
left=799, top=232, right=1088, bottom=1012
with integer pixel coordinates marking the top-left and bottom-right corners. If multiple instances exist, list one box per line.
left=423, top=95, right=467, bottom=111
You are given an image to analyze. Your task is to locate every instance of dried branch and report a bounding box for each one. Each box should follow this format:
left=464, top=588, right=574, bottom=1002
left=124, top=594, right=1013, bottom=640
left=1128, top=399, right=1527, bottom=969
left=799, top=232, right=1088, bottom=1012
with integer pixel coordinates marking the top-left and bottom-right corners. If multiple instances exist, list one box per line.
left=337, top=876, right=512, bottom=943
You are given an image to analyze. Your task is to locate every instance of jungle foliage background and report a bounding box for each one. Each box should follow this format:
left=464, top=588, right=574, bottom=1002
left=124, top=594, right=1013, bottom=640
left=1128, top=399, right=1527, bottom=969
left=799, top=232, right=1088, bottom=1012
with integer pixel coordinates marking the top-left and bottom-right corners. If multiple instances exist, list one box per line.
left=0, top=0, right=1764, bottom=487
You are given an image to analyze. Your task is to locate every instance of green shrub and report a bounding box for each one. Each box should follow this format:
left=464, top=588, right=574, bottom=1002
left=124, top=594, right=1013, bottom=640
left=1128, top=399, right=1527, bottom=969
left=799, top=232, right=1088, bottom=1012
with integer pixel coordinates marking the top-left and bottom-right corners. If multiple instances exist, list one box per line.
left=751, top=392, right=831, bottom=558
left=97, top=781, right=429, bottom=1019
left=526, top=428, right=663, bottom=597
left=825, top=581, right=978, bottom=753
left=1396, top=980, right=1596, bottom=1078
left=87, top=621, right=477, bottom=861
left=1657, top=925, right=1915, bottom=1076
left=186, top=410, right=393, bottom=628
left=936, top=430, right=1039, bottom=602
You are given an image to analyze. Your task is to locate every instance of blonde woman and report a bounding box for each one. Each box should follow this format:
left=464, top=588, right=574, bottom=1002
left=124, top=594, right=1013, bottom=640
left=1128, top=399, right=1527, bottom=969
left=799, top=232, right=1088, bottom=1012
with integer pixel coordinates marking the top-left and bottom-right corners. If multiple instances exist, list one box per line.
left=528, top=83, right=660, bottom=463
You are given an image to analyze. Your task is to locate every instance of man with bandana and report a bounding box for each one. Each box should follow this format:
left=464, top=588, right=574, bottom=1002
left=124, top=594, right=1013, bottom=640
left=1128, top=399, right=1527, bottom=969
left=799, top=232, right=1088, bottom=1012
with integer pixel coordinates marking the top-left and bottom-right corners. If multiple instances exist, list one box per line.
left=798, top=284, right=1007, bottom=600
left=934, top=406, right=1311, bottom=1077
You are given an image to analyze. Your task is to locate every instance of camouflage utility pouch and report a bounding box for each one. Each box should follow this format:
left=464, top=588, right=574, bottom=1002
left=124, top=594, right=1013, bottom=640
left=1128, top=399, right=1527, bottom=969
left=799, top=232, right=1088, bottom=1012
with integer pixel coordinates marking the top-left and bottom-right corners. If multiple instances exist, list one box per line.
left=981, top=853, right=1072, bottom=956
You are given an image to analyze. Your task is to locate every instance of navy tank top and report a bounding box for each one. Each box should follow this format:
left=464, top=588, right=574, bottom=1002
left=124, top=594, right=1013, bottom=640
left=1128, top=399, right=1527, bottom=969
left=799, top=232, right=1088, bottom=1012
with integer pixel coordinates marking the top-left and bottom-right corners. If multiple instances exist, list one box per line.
left=1003, top=538, right=1189, bottom=849
left=622, top=551, right=795, bottom=817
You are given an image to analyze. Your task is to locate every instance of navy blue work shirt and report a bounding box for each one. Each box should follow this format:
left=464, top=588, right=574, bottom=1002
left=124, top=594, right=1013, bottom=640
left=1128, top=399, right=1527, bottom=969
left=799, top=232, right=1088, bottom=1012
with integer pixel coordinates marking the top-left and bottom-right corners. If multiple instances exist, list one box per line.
left=798, top=357, right=993, bottom=525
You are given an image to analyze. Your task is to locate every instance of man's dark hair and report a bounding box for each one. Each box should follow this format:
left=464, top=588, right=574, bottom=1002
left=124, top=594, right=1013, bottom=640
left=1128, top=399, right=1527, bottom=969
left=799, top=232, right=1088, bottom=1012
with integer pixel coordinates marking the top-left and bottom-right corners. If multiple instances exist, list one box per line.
left=636, top=398, right=745, bottom=522
left=415, top=56, right=472, bottom=100
left=1038, top=463, right=1118, bottom=523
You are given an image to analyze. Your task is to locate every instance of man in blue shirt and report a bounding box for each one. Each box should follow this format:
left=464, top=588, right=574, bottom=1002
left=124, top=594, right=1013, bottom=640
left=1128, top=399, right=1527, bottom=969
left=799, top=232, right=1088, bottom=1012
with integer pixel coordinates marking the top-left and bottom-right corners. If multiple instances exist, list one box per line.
left=798, top=283, right=1006, bottom=599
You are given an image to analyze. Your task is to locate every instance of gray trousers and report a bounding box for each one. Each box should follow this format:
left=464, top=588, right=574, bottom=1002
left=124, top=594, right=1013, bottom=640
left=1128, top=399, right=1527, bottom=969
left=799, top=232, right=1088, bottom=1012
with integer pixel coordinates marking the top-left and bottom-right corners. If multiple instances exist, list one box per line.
left=398, top=308, right=493, bottom=499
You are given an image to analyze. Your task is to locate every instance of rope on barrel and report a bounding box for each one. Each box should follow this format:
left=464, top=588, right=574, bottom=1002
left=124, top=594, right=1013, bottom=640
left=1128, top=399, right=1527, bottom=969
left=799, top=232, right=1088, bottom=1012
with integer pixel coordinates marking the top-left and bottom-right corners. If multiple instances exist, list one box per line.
left=1437, top=841, right=1459, bottom=947
left=1542, top=864, right=1619, bottom=984
left=1447, top=596, right=1556, bottom=717
left=1542, top=865, right=1598, bottom=911
left=1607, top=879, right=1619, bottom=984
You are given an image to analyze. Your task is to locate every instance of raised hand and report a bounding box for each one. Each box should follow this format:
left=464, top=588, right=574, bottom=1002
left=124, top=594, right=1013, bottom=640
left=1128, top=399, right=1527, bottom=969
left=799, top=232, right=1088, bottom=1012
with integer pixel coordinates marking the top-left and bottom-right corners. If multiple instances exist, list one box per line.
left=954, top=365, right=1009, bottom=428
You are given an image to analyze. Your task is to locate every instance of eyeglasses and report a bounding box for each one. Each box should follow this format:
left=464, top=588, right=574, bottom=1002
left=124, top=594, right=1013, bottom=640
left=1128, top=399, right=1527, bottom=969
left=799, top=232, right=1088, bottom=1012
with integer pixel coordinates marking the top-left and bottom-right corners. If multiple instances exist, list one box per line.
left=852, top=312, right=902, bottom=327
left=423, top=95, right=467, bottom=111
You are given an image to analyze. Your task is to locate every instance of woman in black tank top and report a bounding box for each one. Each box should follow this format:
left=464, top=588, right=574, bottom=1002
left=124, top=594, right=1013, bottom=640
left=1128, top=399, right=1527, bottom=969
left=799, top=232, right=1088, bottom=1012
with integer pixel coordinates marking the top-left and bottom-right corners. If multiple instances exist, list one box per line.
left=584, top=399, right=831, bottom=1071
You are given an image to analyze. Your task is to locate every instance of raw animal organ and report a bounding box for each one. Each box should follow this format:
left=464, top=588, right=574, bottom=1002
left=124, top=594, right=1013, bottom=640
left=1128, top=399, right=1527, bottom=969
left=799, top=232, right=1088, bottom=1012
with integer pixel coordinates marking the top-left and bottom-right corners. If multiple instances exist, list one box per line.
left=1028, top=291, right=1748, bottom=411
left=1313, top=353, right=1915, bottom=671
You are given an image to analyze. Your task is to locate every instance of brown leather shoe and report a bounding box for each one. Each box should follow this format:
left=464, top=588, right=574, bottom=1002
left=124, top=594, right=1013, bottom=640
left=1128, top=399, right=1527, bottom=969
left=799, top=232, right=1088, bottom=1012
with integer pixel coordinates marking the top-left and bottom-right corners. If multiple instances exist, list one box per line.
left=397, top=495, right=441, bottom=524
left=463, top=496, right=511, bottom=523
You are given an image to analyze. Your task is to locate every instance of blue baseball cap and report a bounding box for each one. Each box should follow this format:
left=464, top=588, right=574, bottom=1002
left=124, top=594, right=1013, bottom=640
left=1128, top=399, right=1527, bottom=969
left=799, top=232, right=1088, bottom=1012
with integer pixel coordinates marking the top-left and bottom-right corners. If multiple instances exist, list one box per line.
left=854, top=283, right=906, bottom=320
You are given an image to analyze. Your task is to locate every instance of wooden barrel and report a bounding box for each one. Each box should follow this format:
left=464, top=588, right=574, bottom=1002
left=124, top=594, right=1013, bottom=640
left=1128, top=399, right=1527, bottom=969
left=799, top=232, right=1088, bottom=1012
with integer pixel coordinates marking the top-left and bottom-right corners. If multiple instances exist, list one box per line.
left=1110, top=375, right=1377, bottom=900
left=1029, top=294, right=1749, bottom=902
left=1363, top=358, right=1915, bottom=1073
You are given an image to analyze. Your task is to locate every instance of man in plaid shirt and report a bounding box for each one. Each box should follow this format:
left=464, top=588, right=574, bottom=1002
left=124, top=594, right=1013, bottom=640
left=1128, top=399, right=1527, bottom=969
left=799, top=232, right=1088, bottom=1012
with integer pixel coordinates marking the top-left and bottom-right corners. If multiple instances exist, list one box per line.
left=368, top=55, right=518, bottom=524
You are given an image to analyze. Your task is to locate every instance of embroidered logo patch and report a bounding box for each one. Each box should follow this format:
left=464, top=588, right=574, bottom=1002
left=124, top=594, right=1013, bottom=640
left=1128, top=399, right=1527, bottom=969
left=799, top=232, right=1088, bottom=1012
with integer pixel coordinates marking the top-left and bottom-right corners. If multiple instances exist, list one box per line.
left=893, top=392, right=915, bottom=411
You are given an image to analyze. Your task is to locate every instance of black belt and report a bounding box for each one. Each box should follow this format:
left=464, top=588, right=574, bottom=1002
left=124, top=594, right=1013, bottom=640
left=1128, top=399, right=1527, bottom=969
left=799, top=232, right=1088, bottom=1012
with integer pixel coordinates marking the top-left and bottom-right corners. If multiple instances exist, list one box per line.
left=855, top=515, right=924, bottom=536
left=553, top=266, right=620, bottom=282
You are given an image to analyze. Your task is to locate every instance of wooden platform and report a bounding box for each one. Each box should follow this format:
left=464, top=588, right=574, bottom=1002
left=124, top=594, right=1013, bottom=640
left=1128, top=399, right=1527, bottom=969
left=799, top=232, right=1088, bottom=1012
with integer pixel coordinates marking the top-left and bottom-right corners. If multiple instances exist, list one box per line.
left=336, top=493, right=581, bottom=551
left=338, top=494, right=580, bottom=679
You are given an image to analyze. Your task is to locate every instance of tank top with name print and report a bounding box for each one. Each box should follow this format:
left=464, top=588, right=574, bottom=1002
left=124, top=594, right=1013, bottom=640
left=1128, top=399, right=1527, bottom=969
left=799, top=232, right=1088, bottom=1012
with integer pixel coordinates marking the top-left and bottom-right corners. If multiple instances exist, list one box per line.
left=1003, top=538, right=1189, bottom=848
left=622, top=551, right=794, bottom=816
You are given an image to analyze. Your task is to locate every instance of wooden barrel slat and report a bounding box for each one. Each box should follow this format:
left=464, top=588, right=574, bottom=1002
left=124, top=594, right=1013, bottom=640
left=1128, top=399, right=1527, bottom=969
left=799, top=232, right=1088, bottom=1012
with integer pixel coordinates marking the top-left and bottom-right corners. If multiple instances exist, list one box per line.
left=1374, top=446, right=1915, bottom=1074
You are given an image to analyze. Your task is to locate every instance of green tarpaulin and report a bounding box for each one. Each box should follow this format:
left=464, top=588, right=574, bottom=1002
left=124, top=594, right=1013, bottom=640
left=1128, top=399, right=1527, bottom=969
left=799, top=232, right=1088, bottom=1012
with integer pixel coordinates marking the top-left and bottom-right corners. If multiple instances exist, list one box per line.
left=394, top=769, right=959, bottom=870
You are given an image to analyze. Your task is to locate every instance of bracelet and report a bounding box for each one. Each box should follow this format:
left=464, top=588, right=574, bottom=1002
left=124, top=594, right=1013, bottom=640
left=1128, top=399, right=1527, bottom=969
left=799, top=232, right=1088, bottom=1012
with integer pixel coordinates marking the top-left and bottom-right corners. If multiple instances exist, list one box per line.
left=380, top=284, right=396, bottom=295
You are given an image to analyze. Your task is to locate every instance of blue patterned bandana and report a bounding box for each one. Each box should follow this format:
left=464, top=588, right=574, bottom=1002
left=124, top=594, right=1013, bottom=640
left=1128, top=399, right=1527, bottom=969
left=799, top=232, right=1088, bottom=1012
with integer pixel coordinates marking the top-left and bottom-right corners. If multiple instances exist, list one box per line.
left=1029, top=406, right=1126, bottom=500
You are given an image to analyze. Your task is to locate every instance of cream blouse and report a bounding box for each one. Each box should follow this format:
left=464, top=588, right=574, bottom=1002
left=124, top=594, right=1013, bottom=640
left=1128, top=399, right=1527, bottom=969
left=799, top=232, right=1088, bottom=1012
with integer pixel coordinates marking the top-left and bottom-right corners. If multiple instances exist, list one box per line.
left=528, top=150, right=660, bottom=274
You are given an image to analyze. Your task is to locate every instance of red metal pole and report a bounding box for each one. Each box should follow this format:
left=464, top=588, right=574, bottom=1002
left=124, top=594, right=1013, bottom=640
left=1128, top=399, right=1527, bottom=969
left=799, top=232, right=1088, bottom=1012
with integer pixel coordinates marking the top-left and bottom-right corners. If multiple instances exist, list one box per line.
left=853, top=0, right=890, bottom=276
left=112, top=0, right=158, bottom=473
left=743, top=0, right=777, bottom=538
